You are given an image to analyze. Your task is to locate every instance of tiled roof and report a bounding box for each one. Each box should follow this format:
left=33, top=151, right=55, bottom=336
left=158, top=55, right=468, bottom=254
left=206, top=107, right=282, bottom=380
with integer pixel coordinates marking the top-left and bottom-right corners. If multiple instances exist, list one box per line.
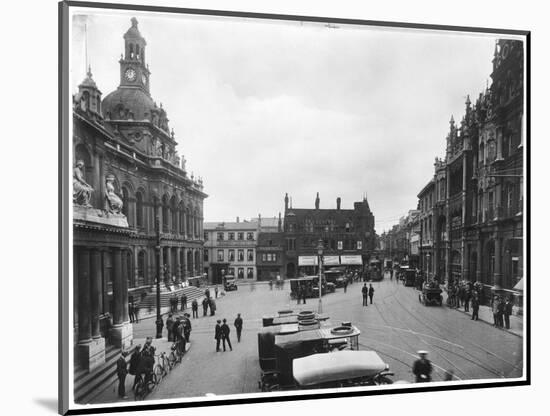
left=204, top=221, right=258, bottom=231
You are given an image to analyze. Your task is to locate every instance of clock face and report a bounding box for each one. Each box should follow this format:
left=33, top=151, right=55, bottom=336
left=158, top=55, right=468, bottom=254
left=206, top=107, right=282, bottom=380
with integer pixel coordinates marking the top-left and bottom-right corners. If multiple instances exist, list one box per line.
left=125, top=68, right=136, bottom=82
left=141, top=74, right=147, bottom=85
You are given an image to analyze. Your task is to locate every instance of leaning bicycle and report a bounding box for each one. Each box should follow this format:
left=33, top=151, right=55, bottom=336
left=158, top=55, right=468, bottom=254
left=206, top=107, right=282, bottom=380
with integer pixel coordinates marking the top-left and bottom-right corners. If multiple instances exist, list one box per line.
left=153, top=352, right=170, bottom=385
left=133, top=371, right=157, bottom=401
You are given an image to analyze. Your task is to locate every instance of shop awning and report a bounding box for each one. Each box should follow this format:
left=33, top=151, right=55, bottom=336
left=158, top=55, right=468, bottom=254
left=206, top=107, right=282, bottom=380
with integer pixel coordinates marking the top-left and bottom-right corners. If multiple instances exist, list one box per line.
left=298, top=256, right=318, bottom=266
left=513, top=278, right=524, bottom=291
left=323, top=256, right=340, bottom=265
left=340, top=255, right=363, bottom=265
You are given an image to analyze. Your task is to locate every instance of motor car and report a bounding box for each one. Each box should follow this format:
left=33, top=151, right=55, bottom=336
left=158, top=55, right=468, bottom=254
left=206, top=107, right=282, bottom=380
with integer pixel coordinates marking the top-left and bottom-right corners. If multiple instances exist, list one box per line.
left=224, top=276, right=238, bottom=291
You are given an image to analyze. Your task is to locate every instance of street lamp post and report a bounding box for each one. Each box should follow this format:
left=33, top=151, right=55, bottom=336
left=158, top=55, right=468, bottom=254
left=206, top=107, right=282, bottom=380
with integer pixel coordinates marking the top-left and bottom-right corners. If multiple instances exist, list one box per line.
left=155, top=215, right=163, bottom=339
left=317, top=239, right=324, bottom=314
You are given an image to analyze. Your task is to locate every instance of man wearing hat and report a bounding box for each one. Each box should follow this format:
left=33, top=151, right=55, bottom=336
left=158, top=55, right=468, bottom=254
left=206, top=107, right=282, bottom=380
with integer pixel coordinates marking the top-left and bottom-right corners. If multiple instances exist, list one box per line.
left=116, top=350, right=128, bottom=399
left=214, top=320, right=223, bottom=352
left=412, top=351, right=432, bottom=383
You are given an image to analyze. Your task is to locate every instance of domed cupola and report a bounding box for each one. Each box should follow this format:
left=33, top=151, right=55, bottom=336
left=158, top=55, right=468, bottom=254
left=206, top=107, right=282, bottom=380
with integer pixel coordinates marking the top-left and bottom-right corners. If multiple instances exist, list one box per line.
left=74, top=66, right=103, bottom=122
left=102, top=17, right=163, bottom=126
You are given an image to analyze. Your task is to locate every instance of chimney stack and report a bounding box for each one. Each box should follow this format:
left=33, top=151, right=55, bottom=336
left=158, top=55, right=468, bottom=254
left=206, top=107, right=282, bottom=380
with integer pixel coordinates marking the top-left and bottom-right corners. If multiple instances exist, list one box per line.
left=337, top=197, right=341, bottom=210
left=236, top=216, right=239, bottom=223
left=315, top=192, right=320, bottom=209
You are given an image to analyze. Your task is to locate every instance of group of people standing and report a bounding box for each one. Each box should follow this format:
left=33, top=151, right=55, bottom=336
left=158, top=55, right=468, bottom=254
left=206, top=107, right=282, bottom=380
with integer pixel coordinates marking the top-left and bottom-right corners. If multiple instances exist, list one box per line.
left=491, top=295, right=514, bottom=329
left=214, top=313, right=244, bottom=352
left=361, top=283, right=375, bottom=306
left=128, top=301, right=140, bottom=323
left=169, top=293, right=187, bottom=313
left=116, top=337, right=156, bottom=399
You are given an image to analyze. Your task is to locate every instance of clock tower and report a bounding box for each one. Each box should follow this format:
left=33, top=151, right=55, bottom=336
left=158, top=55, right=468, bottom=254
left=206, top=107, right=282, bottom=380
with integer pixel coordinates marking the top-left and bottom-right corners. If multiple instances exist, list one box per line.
left=119, top=17, right=150, bottom=94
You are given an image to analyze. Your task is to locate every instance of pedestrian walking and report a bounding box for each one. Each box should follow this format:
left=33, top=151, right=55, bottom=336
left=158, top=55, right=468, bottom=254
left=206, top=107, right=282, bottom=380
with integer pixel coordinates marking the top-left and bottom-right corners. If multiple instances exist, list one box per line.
left=209, top=298, right=217, bottom=316
left=492, top=296, right=500, bottom=327
left=234, top=313, right=243, bottom=342
left=269, top=280, right=273, bottom=291
left=471, top=295, right=479, bottom=321
left=497, top=296, right=505, bottom=328
left=344, top=279, right=348, bottom=293
left=183, top=313, right=192, bottom=342
left=116, top=350, right=128, bottom=399
left=368, top=284, right=375, bottom=304
left=221, top=318, right=233, bottom=351
left=133, top=302, right=140, bottom=323
left=504, top=297, right=513, bottom=329
left=301, top=285, right=307, bottom=304
left=362, top=283, right=368, bottom=306
left=128, top=302, right=135, bottom=323
left=191, top=298, right=199, bottom=318
left=464, top=289, right=470, bottom=313
left=202, top=297, right=209, bottom=316
left=166, top=313, right=174, bottom=342
left=205, top=288, right=211, bottom=299
left=129, top=345, right=141, bottom=390
left=215, top=285, right=219, bottom=299
left=412, top=350, right=432, bottom=383
left=214, top=320, right=222, bottom=352
left=296, top=286, right=302, bottom=305
left=173, top=295, right=179, bottom=312
left=181, top=293, right=187, bottom=311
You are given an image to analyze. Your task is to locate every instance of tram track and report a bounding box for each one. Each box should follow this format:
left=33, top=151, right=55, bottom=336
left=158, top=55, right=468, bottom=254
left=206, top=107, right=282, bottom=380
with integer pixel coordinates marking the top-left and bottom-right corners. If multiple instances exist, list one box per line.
left=386, top=284, right=519, bottom=378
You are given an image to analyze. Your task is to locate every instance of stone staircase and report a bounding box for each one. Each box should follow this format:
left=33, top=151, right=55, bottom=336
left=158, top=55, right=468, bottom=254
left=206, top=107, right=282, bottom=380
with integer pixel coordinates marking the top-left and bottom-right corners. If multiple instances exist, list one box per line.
left=74, top=344, right=136, bottom=404
left=138, top=285, right=205, bottom=317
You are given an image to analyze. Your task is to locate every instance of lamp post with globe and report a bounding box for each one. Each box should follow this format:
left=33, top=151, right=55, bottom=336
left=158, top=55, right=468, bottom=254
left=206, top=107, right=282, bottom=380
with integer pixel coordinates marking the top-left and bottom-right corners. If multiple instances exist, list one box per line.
left=317, top=239, right=324, bottom=313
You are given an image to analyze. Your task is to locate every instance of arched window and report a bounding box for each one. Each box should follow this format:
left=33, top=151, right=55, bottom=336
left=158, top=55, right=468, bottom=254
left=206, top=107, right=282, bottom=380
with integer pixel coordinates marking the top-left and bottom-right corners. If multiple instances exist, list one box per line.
left=170, top=196, right=177, bottom=233
left=121, top=187, right=130, bottom=219
left=129, top=43, right=134, bottom=59
left=185, top=207, right=191, bottom=238
left=136, top=44, right=140, bottom=60
left=162, top=195, right=169, bottom=232
left=179, top=202, right=184, bottom=234
left=137, top=250, right=146, bottom=286
left=136, top=191, right=144, bottom=228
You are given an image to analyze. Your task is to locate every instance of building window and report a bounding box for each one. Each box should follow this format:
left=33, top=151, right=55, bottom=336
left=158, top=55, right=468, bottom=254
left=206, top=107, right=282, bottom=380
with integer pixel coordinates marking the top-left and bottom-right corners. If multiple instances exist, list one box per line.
left=345, top=222, right=350, bottom=232
left=237, top=232, right=244, bottom=240
left=228, top=232, right=235, bottom=240
left=238, top=268, right=244, bottom=279
left=286, top=238, right=296, bottom=251
left=204, top=251, right=209, bottom=262
left=228, top=249, right=235, bottom=262
left=204, top=231, right=208, bottom=241
left=338, top=241, right=343, bottom=250
left=228, top=267, right=235, bottom=276
left=357, top=241, right=363, bottom=250
left=247, top=249, right=254, bottom=261
left=217, top=232, right=224, bottom=241
left=217, top=249, right=224, bottom=261
left=238, top=250, right=244, bottom=261
left=247, top=232, right=254, bottom=240
left=262, top=253, right=267, bottom=262
left=247, top=268, right=254, bottom=279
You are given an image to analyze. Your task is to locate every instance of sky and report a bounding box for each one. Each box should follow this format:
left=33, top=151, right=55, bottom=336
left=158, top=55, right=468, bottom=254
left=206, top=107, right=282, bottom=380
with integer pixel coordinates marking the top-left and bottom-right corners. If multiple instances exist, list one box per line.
left=71, top=9, right=501, bottom=232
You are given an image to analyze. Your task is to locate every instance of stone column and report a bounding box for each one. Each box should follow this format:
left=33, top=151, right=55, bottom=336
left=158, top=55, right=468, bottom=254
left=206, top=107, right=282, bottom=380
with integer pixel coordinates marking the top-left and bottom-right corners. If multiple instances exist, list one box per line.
left=476, top=239, right=482, bottom=282
left=112, top=248, right=124, bottom=325
left=176, top=247, right=182, bottom=283
left=463, top=243, right=469, bottom=281
left=166, top=246, right=173, bottom=284
left=494, top=237, right=502, bottom=290
left=121, top=250, right=129, bottom=323
left=134, top=246, right=140, bottom=287
left=77, top=248, right=92, bottom=344
left=190, top=249, right=195, bottom=277
left=111, top=247, right=133, bottom=349
left=181, top=247, right=187, bottom=280
left=90, top=249, right=102, bottom=338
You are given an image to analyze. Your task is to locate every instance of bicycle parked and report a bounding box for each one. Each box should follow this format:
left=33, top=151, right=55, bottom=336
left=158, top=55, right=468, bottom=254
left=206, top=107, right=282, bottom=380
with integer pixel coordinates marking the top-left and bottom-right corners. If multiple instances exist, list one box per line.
left=153, top=351, right=171, bottom=385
